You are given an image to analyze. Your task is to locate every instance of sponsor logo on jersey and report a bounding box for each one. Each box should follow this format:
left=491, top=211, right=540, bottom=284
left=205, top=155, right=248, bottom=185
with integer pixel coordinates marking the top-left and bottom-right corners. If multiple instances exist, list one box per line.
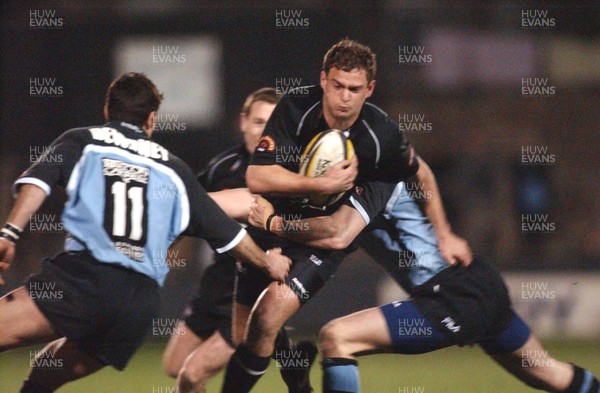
left=102, top=158, right=149, bottom=184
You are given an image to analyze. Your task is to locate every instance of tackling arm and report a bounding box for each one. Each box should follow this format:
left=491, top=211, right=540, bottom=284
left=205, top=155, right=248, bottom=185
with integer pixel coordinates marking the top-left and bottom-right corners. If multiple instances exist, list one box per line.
left=0, top=184, right=48, bottom=284
left=228, top=234, right=291, bottom=282
left=208, top=188, right=255, bottom=221
left=249, top=196, right=366, bottom=250
left=410, top=156, right=472, bottom=266
left=5, top=184, right=47, bottom=230
left=411, top=157, right=451, bottom=237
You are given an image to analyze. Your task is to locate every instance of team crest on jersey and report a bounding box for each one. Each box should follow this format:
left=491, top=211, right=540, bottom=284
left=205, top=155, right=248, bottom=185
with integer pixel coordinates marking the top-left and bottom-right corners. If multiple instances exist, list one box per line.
left=257, top=136, right=275, bottom=152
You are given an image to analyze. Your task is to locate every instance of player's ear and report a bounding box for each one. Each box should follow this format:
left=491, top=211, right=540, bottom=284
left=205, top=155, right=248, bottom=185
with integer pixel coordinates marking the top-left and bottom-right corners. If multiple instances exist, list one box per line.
left=144, top=111, right=156, bottom=136
left=103, top=105, right=109, bottom=121
left=366, top=79, right=376, bottom=97
left=320, top=71, right=327, bottom=89
left=239, top=112, right=248, bottom=134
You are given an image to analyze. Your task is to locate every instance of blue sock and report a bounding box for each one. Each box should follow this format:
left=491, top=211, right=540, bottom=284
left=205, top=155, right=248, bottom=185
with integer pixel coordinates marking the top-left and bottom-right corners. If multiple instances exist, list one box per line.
left=565, top=364, right=600, bottom=393
left=322, top=357, right=360, bottom=393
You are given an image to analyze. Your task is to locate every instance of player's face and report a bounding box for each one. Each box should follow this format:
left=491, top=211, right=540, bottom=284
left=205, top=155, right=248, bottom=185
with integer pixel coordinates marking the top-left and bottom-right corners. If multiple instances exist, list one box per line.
left=320, top=67, right=375, bottom=128
left=240, top=100, right=276, bottom=153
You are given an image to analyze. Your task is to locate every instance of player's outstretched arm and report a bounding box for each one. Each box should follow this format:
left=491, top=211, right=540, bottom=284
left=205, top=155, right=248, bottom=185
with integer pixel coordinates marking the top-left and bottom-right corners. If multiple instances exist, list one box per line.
left=0, top=184, right=47, bottom=284
left=249, top=195, right=366, bottom=250
left=184, top=169, right=291, bottom=282
left=208, top=188, right=255, bottom=221
left=228, top=235, right=291, bottom=282
left=246, top=156, right=357, bottom=196
left=412, top=156, right=472, bottom=266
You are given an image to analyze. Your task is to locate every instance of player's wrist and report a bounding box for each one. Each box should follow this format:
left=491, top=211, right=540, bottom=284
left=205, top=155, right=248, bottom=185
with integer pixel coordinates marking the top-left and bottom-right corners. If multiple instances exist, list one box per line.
left=261, top=249, right=275, bottom=275
left=435, top=227, right=454, bottom=240
left=265, top=213, right=277, bottom=233
left=0, top=222, right=23, bottom=244
left=311, top=177, right=330, bottom=195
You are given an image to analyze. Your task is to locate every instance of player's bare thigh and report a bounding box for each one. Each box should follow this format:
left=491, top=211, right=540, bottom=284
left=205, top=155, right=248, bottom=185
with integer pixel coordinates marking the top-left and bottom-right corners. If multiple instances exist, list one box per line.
left=163, top=320, right=205, bottom=378
left=0, top=286, right=57, bottom=350
left=319, top=307, right=393, bottom=358
left=244, top=282, right=301, bottom=356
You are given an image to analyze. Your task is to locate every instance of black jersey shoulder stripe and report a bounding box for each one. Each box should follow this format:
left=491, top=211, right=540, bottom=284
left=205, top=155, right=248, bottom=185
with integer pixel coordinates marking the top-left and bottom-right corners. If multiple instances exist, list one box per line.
left=297, top=101, right=321, bottom=136
left=365, top=102, right=389, bottom=117
left=361, top=119, right=381, bottom=167
left=206, top=152, right=239, bottom=186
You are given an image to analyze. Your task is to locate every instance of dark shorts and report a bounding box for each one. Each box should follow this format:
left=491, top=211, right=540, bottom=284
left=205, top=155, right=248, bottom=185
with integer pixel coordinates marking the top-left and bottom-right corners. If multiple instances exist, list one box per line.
left=183, top=254, right=236, bottom=345
left=235, top=228, right=344, bottom=307
left=381, top=301, right=531, bottom=354
left=26, top=252, right=160, bottom=370
left=408, top=257, right=516, bottom=346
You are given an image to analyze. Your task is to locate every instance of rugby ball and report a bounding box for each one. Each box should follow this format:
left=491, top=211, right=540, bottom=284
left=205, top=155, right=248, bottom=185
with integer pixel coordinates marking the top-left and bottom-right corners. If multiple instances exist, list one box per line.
left=299, top=129, right=355, bottom=207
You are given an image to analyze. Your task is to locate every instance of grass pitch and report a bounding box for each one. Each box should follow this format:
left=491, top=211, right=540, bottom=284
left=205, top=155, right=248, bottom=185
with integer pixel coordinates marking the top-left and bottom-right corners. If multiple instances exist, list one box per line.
left=1, top=340, right=598, bottom=392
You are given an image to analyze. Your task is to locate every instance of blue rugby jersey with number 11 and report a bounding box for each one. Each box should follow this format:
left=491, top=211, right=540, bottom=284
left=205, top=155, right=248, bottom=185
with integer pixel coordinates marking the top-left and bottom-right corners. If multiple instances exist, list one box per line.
left=14, top=121, right=246, bottom=286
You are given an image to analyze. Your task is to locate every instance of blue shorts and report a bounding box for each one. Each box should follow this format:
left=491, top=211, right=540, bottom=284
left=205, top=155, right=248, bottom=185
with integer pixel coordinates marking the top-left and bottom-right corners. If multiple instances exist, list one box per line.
left=381, top=300, right=531, bottom=354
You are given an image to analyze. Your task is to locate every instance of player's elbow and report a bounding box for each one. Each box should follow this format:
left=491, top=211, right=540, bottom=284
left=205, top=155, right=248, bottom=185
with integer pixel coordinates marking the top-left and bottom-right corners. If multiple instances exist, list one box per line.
left=323, top=236, right=352, bottom=250
left=323, top=223, right=354, bottom=250
left=245, top=167, right=268, bottom=193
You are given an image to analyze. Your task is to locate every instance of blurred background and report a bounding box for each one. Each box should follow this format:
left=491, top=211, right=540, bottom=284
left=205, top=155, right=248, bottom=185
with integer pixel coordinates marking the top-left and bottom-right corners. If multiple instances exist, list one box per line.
left=0, top=1, right=599, bottom=391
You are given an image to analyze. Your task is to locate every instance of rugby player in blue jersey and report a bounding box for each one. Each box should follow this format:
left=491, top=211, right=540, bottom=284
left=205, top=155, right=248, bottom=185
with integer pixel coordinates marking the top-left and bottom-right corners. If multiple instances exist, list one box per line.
left=249, top=180, right=600, bottom=393
left=0, top=73, right=291, bottom=393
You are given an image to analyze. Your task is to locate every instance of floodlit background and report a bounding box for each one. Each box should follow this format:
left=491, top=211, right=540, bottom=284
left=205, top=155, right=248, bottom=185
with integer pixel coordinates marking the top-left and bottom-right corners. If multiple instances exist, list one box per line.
left=1, top=1, right=599, bottom=392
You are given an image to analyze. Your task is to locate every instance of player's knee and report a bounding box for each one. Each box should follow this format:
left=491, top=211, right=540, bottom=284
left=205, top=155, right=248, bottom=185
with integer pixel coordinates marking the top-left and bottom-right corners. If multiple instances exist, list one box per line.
left=71, top=361, right=94, bottom=379
left=0, top=327, right=23, bottom=352
left=319, top=320, right=349, bottom=357
left=178, top=358, right=219, bottom=389
left=162, top=354, right=180, bottom=379
left=178, top=363, right=207, bottom=388
left=178, top=340, right=232, bottom=387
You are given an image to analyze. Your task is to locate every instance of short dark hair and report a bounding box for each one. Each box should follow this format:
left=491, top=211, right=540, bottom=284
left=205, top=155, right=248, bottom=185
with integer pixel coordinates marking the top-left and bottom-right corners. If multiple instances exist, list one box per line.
left=241, top=87, right=279, bottom=115
left=322, top=39, right=377, bottom=82
left=105, top=72, right=163, bottom=127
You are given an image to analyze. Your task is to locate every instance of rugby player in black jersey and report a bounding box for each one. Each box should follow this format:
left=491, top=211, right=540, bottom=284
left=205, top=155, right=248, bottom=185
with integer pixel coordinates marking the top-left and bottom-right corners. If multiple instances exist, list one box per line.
left=163, top=88, right=317, bottom=393
left=220, top=39, right=470, bottom=393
